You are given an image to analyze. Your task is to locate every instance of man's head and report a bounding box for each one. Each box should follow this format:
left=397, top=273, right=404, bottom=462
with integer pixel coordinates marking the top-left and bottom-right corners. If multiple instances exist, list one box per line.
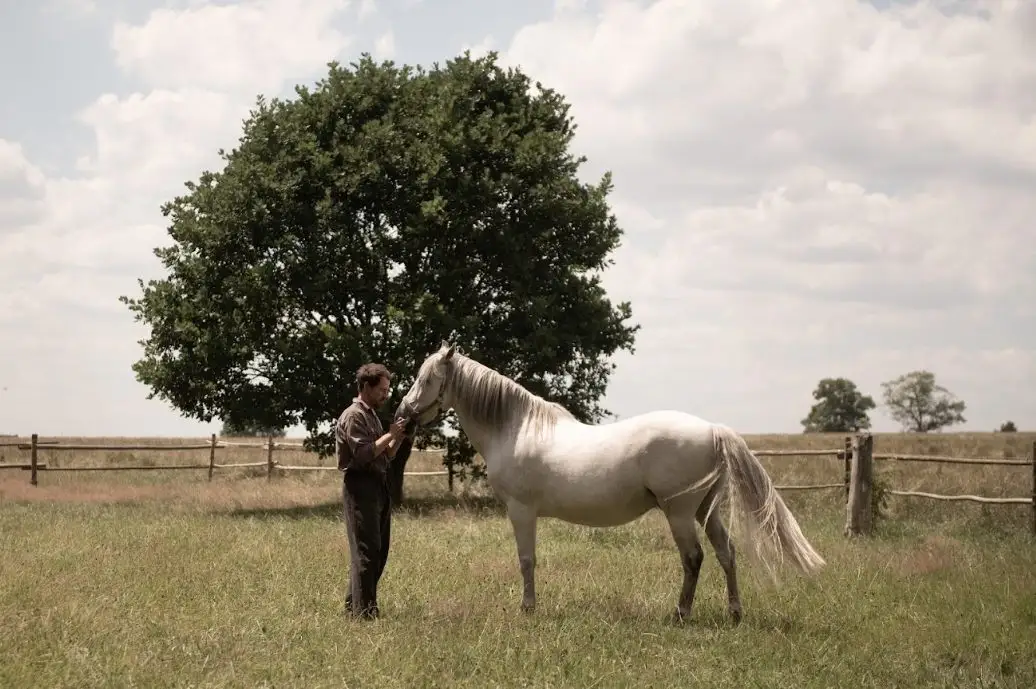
left=356, top=363, right=392, bottom=409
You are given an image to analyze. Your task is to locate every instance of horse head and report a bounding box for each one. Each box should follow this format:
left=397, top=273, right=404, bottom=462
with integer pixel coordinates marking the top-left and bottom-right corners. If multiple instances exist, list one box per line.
left=394, top=342, right=456, bottom=429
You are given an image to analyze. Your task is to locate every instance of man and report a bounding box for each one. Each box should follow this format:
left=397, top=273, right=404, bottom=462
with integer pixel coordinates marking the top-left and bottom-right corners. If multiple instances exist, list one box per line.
left=335, top=362, right=408, bottom=619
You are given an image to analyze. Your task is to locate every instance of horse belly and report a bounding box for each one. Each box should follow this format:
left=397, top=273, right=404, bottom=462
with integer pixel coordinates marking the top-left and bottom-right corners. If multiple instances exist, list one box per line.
left=533, top=413, right=717, bottom=525
left=536, top=471, right=656, bottom=527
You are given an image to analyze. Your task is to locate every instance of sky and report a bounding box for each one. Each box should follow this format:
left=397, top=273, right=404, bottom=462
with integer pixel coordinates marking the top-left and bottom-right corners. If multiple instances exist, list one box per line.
left=1, top=0, right=1034, bottom=438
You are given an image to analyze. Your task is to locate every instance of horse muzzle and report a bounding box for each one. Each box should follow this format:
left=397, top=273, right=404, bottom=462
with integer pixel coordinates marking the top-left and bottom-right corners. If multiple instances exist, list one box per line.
left=393, top=400, right=411, bottom=425
left=393, top=399, right=422, bottom=435
left=395, top=397, right=441, bottom=433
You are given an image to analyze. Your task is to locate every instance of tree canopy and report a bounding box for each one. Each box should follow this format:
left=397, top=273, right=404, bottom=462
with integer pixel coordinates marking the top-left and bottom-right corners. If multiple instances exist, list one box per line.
left=800, top=377, right=875, bottom=433
left=120, top=52, right=639, bottom=487
left=880, top=370, right=966, bottom=433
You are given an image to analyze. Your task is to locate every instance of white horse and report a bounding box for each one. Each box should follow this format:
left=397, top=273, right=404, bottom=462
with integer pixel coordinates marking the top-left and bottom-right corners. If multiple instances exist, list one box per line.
left=395, top=343, right=825, bottom=623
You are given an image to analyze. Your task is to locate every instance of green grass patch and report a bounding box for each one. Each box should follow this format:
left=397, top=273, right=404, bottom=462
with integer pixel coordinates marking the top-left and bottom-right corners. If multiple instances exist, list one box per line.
left=1, top=479, right=1034, bottom=688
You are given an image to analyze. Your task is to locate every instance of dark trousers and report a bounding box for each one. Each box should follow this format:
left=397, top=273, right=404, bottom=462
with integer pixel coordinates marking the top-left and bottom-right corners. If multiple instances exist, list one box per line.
left=342, top=469, right=392, bottom=618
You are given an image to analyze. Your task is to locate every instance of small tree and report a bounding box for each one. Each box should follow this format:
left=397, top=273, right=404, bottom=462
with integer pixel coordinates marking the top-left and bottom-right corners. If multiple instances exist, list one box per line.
left=880, top=370, right=966, bottom=433
left=998, top=421, right=1017, bottom=432
left=801, top=377, right=876, bottom=433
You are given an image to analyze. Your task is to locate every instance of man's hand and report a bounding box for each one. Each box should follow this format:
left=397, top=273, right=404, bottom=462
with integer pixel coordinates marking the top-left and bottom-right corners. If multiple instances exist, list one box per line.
left=374, top=417, right=411, bottom=464
left=388, top=417, right=407, bottom=440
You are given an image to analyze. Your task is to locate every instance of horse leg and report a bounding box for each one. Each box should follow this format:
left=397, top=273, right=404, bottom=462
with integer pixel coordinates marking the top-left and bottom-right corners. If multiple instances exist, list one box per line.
left=506, top=501, right=538, bottom=613
left=662, top=506, right=705, bottom=624
left=697, top=494, right=743, bottom=625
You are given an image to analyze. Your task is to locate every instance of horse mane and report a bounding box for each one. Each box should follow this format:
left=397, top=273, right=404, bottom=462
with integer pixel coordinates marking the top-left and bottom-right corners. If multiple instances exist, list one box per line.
left=445, top=353, right=576, bottom=434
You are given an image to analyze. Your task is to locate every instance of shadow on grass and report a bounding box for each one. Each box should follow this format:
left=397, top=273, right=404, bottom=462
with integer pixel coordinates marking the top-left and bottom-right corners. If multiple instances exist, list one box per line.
left=675, top=603, right=822, bottom=636
left=222, top=501, right=344, bottom=522
left=220, top=493, right=507, bottom=522
left=395, top=493, right=507, bottom=519
left=411, top=590, right=831, bottom=637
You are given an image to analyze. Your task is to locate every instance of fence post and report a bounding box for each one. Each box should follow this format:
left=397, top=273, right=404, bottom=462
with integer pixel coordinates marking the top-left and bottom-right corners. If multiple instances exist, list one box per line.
left=266, top=435, right=275, bottom=480
left=1030, top=440, right=1035, bottom=537
left=30, top=433, right=38, bottom=486
left=208, top=433, right=217, bottom=481
left=843, top=434, right=852, bottom=503
left=845, top=432, right=874, bottom=537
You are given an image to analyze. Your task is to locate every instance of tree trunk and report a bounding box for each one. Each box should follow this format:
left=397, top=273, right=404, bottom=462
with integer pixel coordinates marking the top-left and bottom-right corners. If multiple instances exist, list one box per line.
left=387, top=434, right=414, bottom=507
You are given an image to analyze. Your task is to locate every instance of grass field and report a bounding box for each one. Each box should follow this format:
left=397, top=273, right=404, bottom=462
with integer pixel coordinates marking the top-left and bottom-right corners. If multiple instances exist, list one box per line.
left=1, top=432, right=1034, bottom=688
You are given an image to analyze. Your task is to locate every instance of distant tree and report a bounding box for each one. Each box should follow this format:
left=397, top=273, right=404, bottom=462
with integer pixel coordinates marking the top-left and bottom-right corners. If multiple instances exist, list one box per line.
left=998, top=420, right=1017, bottom=432
left=801, top=377, right=876, bottom=433
left=880, top=370, right=966, bottom=433
left=220, top=419, right=286, bottom=437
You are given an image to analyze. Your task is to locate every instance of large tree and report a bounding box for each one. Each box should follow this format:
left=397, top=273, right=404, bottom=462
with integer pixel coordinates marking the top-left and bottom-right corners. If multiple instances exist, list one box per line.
left=880, top=370, right=966, bottom=433
left=801, top=377, right=875, bottom=433
left=120, top=52, right=639, bottom=502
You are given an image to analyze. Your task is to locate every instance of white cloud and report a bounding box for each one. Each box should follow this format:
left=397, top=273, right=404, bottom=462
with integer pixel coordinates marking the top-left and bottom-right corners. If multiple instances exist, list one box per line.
left=42, top=0, right=97, bottom=17
left=74, top=89, right=248, bottom=194
left=0, top=0, right=357, bottom=436
left=505, top=0, right=1036, bottom=200
left=109, top=0, right=351, bottom=94
left=358, top=0, right=377, bottom=20
left=1, top=0, right=1034, bottom=436
left=373, top=30, right=396, bottom=60
left=461, top=35, right=495, bottom=59
left=0, top=140, right=47, bottom=229
left=500, top=0, right=1036, bottom=431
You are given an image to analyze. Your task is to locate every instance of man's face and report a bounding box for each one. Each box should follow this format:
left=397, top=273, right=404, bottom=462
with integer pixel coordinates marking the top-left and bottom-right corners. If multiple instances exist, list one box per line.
left=365, top=376, right=391, bottom=408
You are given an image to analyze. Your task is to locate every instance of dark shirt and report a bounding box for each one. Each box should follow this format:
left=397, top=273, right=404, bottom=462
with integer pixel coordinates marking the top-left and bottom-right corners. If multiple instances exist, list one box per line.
left=335, top=397, right=386, bottom=473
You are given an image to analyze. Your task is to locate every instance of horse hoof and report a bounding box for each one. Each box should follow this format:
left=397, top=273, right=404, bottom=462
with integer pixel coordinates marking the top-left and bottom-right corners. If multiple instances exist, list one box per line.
left=729, top=605, right=743, bottom=626
left=671, top=608, right=690, bottom=625
left=520, top=602, right=535, bottom=614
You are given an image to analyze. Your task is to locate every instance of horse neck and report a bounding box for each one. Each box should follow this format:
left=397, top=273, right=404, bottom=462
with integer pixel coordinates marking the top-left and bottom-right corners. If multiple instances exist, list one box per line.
left=444, top=357, right=525, bottom=454
left=449, top=403, right=513, bottom=461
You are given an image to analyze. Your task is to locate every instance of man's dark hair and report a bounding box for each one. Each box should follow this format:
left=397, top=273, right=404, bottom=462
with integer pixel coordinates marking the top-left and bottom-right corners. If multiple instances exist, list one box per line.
left=356, top=363, right=391, bottom=391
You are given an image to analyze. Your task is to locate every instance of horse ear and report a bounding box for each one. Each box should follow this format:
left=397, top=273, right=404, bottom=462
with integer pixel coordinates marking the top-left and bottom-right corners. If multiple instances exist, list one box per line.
left=443, top=343, right=455, bottom=360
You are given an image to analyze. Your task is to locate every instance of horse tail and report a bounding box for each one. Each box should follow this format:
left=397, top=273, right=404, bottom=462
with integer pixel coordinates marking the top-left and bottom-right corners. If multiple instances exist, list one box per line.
left=711, top=424, right=826, bottom=581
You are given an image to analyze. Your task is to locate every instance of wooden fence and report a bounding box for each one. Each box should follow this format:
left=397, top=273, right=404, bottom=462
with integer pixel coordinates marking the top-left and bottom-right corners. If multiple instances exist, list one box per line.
left=3, top=432, right=1034, bottom=535
left=1, top=434, right=451, bottom=488
left=756, top=432, right=1034, bottom=537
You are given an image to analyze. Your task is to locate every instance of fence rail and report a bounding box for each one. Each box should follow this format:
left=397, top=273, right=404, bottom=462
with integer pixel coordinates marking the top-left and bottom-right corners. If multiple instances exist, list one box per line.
left=888, top=490, right=1030, bottom=505
left=3, top=432, right=1033, bottom=535
left=754, top=449, right=847, bottom=457
left=842, top=434, right=1035, bottom=537
left=872, top=453, right=1028, bottom=467
left=744, top=437, right=1034, bottom=534
left=5, top=433, right=449, bottom=488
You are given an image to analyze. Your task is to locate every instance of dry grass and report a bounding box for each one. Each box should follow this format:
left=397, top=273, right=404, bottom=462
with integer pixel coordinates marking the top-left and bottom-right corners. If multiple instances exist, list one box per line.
left=2, top=430, right=1032, bottom=529
left=1, top=431, right=1034, bottom=687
